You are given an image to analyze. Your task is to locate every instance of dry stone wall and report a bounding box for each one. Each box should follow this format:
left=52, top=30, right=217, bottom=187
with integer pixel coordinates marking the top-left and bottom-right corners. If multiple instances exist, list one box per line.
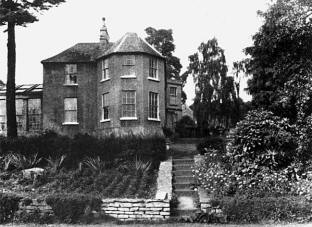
left=101, top=198, right=170, bottom=221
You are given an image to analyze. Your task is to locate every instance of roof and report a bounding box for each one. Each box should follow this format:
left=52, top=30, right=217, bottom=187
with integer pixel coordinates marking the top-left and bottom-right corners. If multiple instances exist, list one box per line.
left=41, top=43, right=113, bottom=63
left=0, top=84, right=42, bottom=96
left=42, top=33, right=164, bottom=63
left=101, top=33, right=164, bottom=58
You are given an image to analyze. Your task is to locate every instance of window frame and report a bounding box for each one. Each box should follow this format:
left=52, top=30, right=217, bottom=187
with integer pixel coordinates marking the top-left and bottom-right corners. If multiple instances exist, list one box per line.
left=120, top=90, right=137, bottom=120
left=101, top=59, right=110, bottom=82
left=0, top=100, right=6, bottom=133
left=148, top=92, right=160, bottom=121
left=148, top=58, right=159, bottom=81
left=27, top=98, right=42, bottom=131
left=16, top=99, right=24, bottom=131
left=121, top=55, right=136, bottom=78
left=63, top=98, right=78, bottom=125
left=64, top=64, right=78, bottom=86
left=169, top=86, right=178, bottom=105
left=101, top=93, right=110, bottom=122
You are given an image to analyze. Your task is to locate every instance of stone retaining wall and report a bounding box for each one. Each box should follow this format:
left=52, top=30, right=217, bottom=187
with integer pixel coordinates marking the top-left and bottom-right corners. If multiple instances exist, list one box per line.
left=101, top=198, right=170, bottom=221
left=17, top=197, right=53, bottom=216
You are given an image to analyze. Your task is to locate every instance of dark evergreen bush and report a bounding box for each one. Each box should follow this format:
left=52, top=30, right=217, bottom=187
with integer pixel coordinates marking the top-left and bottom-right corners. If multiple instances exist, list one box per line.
left=197, top=136, right=226, bottom=155
left=45, top=193, right=101, bottom=223
left=0, top=131, right=166, bottom=169
left=215, top=196, right=312, bottom=223
left=0, top=193, right=21, bottom=223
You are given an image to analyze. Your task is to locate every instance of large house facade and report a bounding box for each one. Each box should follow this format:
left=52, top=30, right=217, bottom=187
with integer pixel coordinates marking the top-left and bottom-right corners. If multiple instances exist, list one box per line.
left=41, top=18, right=182, bottom=136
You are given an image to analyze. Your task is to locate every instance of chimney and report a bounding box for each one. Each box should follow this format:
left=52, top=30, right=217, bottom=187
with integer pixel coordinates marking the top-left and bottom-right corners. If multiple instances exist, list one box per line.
left=100, top=17, right=109, bottom=45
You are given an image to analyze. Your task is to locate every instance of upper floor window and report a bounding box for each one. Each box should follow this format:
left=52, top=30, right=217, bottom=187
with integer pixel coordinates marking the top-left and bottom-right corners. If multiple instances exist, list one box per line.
left=149, top=92, right=159, bottom=120
left=169, top=87, right=177, bottom=105
left=123, top=55, right=135, bottom=66
left=121, top=55, right=136, bottom=78
left=102, top=59, right=109, bottom=81
left=64, top=98, right=78, bottom=124
left=65, top=64, right=77, bottom=85
left=121, top=91, right=136, bottom=118
left=149, top=58, right=158, bottom=79
left=101, top=93, right=109, bottom=121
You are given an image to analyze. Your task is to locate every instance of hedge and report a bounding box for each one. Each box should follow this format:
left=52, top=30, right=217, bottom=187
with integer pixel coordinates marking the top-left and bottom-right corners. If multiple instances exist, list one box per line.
left=0, top=131, right=166, bottom=168
left=214, top=196, right=312, bottom=223
left=46, top=193, right=102, bottom=223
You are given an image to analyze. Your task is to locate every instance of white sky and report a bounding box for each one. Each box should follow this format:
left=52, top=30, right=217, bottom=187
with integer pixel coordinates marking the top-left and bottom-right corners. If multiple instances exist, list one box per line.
left=0, top=0, right=270, bottom=105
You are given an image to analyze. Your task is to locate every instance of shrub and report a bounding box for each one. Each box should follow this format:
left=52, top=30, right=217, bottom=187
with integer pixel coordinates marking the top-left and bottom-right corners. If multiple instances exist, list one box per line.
left=227, top=109, right=297, bottom=173
left=197, top=137, right=226, bottom=155
left=0, top=193, right=22, bottom=223
left=175, top=115, right=196, bottom=138
left=45, top=193, right=101, bottom=223
left=215, top=196, right=312, bottom=223
left=0, top=131, right=166, bottom=169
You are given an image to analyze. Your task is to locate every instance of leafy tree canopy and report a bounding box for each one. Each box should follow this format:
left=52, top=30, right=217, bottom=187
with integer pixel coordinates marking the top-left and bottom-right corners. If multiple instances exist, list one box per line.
left=145, top=27, right=182, bottom=80
left=245, top=0, right=312, bottom=121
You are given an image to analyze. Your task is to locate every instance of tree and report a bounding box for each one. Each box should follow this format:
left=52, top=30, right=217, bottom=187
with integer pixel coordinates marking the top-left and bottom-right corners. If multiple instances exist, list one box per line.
left=145, top=27, right=182, bottom=80
left=185, top=38, right=239, bottom=134
left=244, top=0, right=312, bottom=122
left=0, top=0, right=65, bottom=138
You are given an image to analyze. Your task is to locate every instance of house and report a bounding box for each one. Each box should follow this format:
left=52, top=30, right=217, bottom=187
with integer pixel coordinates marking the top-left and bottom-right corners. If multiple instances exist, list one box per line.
left=41, top=18, right=182, bottom=137
left=0, top=84, right=42, bottom=135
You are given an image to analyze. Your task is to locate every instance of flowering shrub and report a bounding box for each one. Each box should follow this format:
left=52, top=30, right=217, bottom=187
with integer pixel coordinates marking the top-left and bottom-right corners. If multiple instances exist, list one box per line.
left=227, top=109, right=297, bottom=173
left=193, top=150, right=233, bottom=195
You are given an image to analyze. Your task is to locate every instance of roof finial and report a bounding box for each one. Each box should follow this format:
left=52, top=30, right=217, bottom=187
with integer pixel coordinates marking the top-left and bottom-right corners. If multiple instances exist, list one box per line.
left=100, top=17, right=109, bottom=45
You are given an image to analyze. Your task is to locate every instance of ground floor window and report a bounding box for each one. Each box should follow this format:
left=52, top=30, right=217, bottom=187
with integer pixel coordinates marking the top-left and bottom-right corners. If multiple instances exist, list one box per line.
left=28, top=99, right=42, bottom=131
left=122, top=91, right=136, bottom=118
left=102, top=93, right=109, bottom=120
left=149, top=92, right=159, bottom=119
left=64, top=98, right=78, bottom=123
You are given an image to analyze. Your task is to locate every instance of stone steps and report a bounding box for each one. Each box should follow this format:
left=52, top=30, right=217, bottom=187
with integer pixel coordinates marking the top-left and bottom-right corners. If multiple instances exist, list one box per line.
left=171, top=208, right=199, bottom=217
left=173, top=182, right=194, bottom=190
left=173, top=158, right=194, bottom=165
left=174, top=189, right=198, bottom=197
left=173, top=164, right=193, bottom=171
left=174, top=176, right=195, bottom=184
left=172, top=170, right=193, bottom=177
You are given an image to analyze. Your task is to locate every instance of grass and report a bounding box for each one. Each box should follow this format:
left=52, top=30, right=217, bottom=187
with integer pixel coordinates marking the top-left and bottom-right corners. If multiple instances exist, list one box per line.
left=4, top=223, right=312, bottom=226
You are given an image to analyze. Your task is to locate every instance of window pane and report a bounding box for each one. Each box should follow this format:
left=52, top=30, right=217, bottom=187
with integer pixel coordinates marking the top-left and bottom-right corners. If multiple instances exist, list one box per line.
left=122, top=91, right=136, bottom=117
left=102, top=93, right=109, bottom=120
left=124, top=55, right=135, bottom=65
left=64, top=98, right=77, bottom=111
left=28, top=99, right=41, bottom=114
left=149, top=92, right=158, bottom=119
left=16, top=99, right=23, bottom=115
left=64, top=98, right=77, bottom=122
left=65, top=64, right=77, bottom=74
left=0, top=100, right=5, bottom=116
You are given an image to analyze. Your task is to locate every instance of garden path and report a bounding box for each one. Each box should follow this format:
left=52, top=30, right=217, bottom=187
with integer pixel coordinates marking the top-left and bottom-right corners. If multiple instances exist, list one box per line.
left=170, top=138, right=202, bottom=218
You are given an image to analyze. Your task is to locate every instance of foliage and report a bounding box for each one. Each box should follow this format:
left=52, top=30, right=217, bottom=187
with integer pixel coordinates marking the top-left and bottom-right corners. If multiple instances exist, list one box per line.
left=184, top=38, right=241, bottom=134
left=45, top=155, right=66, bottom=174
left=197, top=137, right=226, bottom=155
left=0, top=131, right=166, bottom=169
left=82, top=156, right=108, bottom=174
left=0, top=193, right=21, bottom=223
left=175, top=115, right=196, bottom=138
left=5, top=153, right=42, bottom=170
left=145, top=27, right=182, bottom=80
left=127, top=157, right=152, bottom=174
left=215, top=196, right=312, bottom=223
left=244, top=0, right=312, bottom=122
left=162, top=127, right=173, bottom=138
left=46, top=193, right=101, bottom=223
left=227, top=109, right=297, bottom=172
left=0, top=0, right=65, bottom=138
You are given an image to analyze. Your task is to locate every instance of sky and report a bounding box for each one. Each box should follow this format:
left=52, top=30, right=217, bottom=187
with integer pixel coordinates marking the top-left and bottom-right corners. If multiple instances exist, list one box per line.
left=0, top=0, right=271, bottom=105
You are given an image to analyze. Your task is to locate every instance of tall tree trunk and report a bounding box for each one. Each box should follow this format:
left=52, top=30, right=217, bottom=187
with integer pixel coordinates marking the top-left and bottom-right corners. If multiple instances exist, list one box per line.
left=6, top=22, right=17, bottom=138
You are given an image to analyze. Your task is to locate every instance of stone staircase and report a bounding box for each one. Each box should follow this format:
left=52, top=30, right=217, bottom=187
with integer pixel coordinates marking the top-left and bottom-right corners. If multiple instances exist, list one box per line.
left=171, top=157, right=200, bottom=218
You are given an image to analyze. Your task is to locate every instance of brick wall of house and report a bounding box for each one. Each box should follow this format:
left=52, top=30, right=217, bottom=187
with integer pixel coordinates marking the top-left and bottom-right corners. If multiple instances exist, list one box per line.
left=42, top=63, right=98, bottom=136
